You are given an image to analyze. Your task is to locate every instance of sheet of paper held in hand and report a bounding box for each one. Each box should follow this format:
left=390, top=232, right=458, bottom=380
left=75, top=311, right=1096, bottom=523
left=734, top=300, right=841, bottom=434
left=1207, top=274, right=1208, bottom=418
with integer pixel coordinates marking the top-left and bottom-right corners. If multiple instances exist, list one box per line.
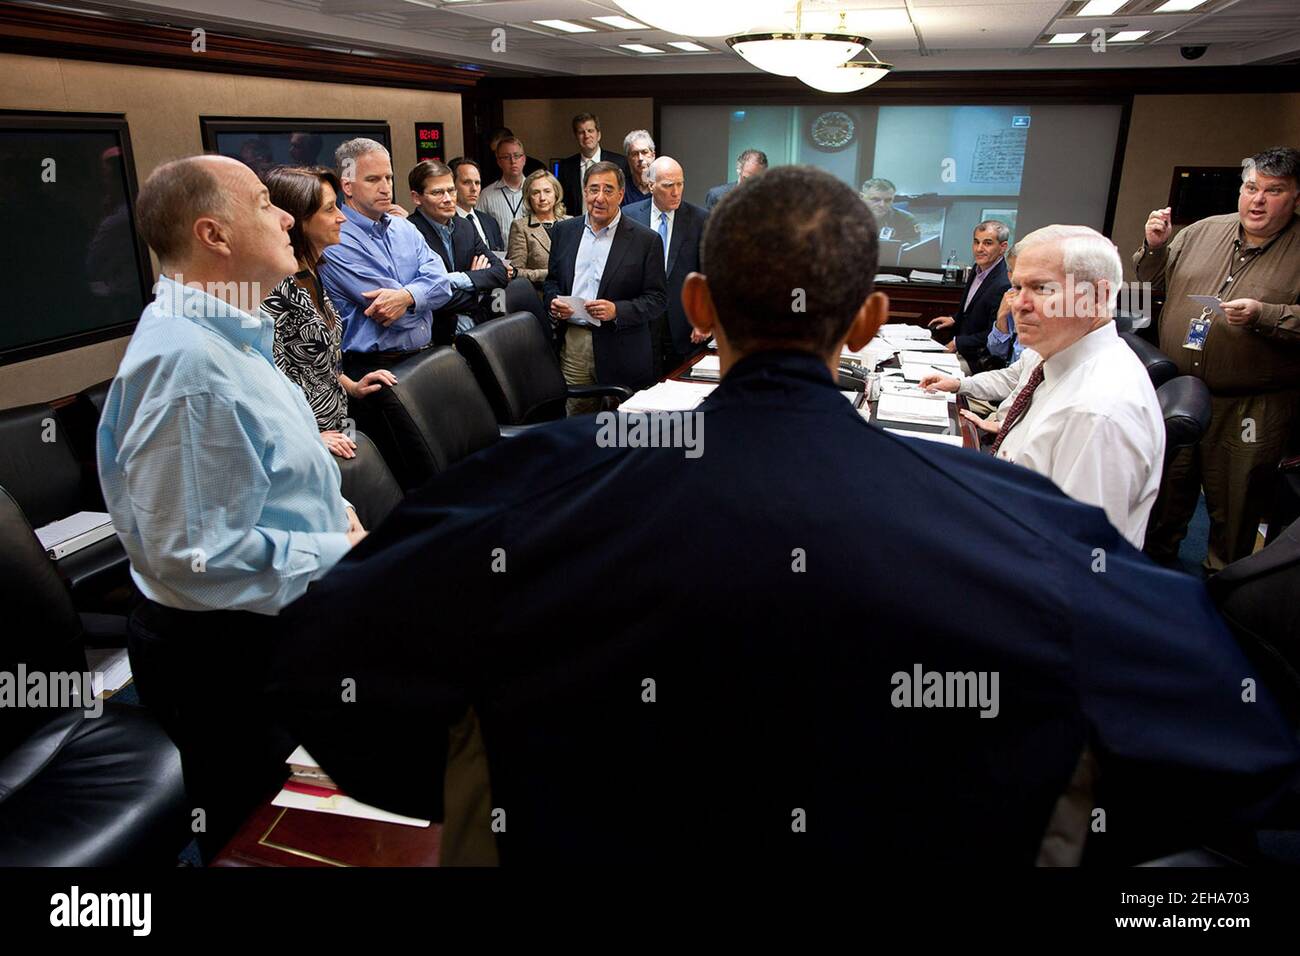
left=556, top=295, right=600, bottom=327
left=1188, top=294, right=1226, bottom=318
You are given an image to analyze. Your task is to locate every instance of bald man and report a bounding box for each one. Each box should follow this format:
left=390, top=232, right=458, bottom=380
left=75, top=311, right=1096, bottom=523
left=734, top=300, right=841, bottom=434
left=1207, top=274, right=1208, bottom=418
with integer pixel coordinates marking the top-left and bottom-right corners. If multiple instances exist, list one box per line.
left=98, top=155, right=365, bottom=857
left=624, top=156, right=709, bottom=375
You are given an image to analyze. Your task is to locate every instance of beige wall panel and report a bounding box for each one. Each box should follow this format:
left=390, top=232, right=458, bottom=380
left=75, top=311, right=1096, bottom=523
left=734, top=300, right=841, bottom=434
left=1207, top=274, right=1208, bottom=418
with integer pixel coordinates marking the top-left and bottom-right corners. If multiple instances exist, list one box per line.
left=503, top=98, right=654, bottom=169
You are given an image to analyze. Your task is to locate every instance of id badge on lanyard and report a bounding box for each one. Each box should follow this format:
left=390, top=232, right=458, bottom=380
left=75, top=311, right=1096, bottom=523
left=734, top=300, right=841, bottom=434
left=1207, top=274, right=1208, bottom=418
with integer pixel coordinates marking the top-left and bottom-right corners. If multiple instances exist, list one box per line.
left=1184, top=308, right=1213, bottom=351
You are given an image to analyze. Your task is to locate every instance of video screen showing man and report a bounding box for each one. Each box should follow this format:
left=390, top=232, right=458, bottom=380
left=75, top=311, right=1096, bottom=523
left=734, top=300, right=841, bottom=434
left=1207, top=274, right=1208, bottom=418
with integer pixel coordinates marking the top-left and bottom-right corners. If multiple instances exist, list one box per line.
left=861, top=177, right=921, bottom=245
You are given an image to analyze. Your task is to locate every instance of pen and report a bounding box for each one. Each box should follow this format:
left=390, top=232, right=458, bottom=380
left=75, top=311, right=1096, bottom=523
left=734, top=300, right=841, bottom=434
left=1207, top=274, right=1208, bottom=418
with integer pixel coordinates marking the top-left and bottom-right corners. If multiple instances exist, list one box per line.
left=929, top=364, right=956, bottom=375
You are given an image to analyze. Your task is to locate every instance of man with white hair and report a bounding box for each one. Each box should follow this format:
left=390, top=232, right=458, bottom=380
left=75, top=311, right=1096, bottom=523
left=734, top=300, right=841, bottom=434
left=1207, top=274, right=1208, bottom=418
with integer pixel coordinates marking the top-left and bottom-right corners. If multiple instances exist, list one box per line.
left=624, top=155, right=708, bottom=375
left=319, top=137, right=452, bottom=384
left=980, top=224, right=1165, bottom=547
left=622, top=129, right=655, bottom=207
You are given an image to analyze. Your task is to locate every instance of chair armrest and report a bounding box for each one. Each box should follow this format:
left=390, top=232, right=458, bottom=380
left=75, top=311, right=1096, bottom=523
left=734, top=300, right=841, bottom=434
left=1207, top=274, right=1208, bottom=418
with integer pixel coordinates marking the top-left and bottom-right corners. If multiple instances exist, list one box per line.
left=565, top=384, right=635, bottom=403
left=498, top=424, right=544, bottom=439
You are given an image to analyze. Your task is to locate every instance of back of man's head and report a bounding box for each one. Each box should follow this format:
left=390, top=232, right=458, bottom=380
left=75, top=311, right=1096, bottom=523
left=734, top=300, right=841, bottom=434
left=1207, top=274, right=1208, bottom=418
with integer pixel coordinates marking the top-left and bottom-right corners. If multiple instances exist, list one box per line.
left=136, top=155, right=233, bottom=268
left=702, top=166, right=877, bottom=356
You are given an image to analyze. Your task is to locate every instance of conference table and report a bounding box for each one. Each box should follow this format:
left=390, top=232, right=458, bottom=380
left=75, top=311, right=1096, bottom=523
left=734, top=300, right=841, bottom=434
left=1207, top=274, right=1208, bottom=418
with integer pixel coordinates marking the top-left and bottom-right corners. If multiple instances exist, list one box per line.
left=212, top=326, right=979, bottom=866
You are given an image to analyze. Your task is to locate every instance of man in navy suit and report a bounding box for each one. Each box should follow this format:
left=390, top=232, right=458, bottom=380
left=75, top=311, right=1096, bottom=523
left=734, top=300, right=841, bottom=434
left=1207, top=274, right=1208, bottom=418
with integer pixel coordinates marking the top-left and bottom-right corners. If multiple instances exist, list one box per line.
left=704, top=148, right=768, bottom=211
left=542, top=161, right=666, bottom=404
left=624, top=156, right=708, bottom=377
left=269, top=166, right=1300, bottom=866
left=448, top=157, right=507, bottom=251
left=556, top=113, right=630, bottom=219
left=927, top=220, right=1013, bottom=372
left=407, top=160, right=509, bottom=344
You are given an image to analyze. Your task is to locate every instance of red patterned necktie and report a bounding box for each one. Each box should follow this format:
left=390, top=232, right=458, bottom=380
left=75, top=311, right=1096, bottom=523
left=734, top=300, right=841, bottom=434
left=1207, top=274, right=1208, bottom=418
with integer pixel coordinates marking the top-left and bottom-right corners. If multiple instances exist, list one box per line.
left=989, top=361, right=1046, bottom=455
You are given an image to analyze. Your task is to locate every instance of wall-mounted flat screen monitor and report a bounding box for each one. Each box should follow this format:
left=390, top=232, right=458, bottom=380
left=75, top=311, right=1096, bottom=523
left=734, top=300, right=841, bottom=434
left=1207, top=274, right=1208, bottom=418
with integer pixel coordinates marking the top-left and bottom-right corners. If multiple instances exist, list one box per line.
left=200, top=118, right=392, bottom=178
left=661, top=103, right=1125, bottom=269
left=0, top=111, right=152, bottom=365
left=1168, top=166, right=1243, bottom=226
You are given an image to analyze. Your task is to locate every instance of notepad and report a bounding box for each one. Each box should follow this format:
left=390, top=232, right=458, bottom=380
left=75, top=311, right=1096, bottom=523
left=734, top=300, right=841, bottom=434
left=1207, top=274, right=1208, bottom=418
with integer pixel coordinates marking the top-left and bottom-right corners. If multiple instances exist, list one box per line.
left=34, top=512, right=115, bottom=560
left=902, top=363, right=966, bottom=383
left=875, top=393, right=951, bottom=427
left=881, top=378, right=956, bottom=403
left=884, top=428, right=965, bottom=447
left=900, top=350, right=959, bottom=367
left=620, top=380, right=716, bottom=412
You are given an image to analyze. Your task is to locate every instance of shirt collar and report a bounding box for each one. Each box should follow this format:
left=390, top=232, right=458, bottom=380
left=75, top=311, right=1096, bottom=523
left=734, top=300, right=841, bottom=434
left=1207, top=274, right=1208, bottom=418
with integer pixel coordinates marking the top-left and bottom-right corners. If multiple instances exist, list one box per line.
left=1042, top=321, right=1119, bottom=382
left=417, top=208, right=454, bottom=237
left=154, top=274, right=273, bottom=358
left=652, top=204, right=675, bottom=223
left=975, top=255, right=1003, bottom=277
left=1236, top=214, right=1298, bottom=253
left=342, top=201, right=390, bottom=236
left=584, top=210, right=621, bottom=237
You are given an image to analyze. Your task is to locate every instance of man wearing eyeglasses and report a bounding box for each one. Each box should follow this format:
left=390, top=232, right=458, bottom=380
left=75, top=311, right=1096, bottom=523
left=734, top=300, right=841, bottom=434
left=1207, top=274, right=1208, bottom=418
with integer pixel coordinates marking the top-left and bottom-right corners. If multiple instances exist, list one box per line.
left=480, top=136, right=532, bottom=241
left=1137, top=146, right=1300, bottom=573
left=544, top=161, right=667, bottom=413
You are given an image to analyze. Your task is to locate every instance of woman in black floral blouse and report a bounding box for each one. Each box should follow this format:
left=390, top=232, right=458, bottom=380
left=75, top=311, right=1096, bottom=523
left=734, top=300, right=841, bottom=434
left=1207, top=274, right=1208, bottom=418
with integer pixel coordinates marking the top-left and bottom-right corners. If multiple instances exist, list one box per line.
left=260, top=166, right=397, bottom=459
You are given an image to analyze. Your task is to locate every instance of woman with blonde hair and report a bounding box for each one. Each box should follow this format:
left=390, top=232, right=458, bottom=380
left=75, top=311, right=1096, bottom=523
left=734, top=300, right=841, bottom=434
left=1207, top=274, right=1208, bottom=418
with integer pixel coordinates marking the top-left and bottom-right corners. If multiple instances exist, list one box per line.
left=508, top=169, right=570, bottom=290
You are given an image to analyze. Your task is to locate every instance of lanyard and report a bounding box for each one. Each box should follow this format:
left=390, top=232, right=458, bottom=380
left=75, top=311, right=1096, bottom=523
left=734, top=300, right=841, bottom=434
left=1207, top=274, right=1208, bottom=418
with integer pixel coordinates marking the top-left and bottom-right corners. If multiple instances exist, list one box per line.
left=502, top=187, right=523, bottom=220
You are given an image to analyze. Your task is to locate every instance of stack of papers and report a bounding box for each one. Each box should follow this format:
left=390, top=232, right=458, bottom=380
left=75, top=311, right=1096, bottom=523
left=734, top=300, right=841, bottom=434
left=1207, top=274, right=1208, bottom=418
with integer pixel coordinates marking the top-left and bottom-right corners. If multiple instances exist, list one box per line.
left=878, top=324, right=932, bottom=343
left=881, top=378, right=956, bottom=403
left=900, top=351, right=963, bottom=383
left=35, top=512, right=116, bottom=560
left=620, top=380, right=716, bottom=412
left=86, top=648, right=132, bottom=698
left=272, top=746, right=431, bottom=828
left=685, top=355, right=721, bottom=381
left=884, top=428, right=966, bottom=447
left=875, top=393, right=952, bottom=427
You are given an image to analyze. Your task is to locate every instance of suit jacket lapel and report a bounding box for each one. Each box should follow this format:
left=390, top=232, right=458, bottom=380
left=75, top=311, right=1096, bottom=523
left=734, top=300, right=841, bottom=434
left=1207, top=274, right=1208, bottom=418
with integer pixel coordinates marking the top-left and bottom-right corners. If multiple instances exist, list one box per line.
left=534, top=219, right=552, bottom=256
left=597, top=218, right=634, bottom=300
left=666, top=207, right=688, bottom=276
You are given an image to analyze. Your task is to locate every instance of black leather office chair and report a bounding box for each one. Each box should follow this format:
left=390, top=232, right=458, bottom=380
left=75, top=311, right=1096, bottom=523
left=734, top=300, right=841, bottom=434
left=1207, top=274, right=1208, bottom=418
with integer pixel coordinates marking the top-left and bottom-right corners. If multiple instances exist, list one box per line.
left=335, top=430, right=404, bottom=529
left=456, top=312, right=634, bottom=428
left=0, top=401, right=130, bottom=610
left=362, top=347, right=501, bottom=491
left=1121, top=331, right=1178, bottom=389
left=59, top=378, right=113, bottom=513
left=0, top=485, right=189, bottom=866
left=1156, top=375, right=1212, bottom=470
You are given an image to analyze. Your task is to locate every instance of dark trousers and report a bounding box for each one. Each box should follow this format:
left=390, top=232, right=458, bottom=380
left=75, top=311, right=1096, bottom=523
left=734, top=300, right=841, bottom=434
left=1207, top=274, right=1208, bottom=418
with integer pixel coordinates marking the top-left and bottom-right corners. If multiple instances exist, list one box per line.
left=127, top=600, right=293, bottom=861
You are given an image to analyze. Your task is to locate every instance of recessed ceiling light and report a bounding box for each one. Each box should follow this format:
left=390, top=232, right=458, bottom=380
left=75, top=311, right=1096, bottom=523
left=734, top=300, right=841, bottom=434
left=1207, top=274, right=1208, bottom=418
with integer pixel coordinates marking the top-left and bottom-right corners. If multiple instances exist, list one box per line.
left=1109, top=29, right=1149, bottom=41
left=593, top=15, right=650, bottom=30
left=667, top=41, right=710, bottom=52
left=1049, top=32, right=1086, bottom=43
left=533, top=19, right=595, bottom=33
left=1154, top=0, right=1208, bottom=10
left=1077, top=0, right=1126, bottom=14
left=620, top=43, right=665, bottom=54
left=401, top=0, right=442, bottom=7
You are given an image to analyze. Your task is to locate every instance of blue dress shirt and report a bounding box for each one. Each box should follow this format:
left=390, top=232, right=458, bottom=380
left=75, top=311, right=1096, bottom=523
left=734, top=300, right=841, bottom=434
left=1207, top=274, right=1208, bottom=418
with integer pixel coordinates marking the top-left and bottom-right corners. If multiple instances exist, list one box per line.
left=415, top=209, right=475, bottom=292
left=320, top=204, right=453, bottom=353
left=987, top=314, right=1023, bottom=363
left=573, top=211, right=621, bottom=303
left=97, top=276, right=353, bottom=615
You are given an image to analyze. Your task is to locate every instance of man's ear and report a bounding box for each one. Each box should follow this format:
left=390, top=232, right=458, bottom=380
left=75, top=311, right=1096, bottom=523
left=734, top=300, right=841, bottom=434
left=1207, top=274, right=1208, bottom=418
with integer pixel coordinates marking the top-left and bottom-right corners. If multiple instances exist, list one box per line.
left=410, top=190, right=421, bottom=207
left=682, top=272, right=716, bottom=339
left=192, top=215, right=232, bottom=259
left=843, top=290, right=889, bottom=352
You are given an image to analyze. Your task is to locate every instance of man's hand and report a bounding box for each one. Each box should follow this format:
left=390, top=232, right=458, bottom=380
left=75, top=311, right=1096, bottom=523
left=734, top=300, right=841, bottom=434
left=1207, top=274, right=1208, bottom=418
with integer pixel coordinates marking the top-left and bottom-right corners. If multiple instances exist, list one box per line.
left=347, top=369, right=398, bottom=398
left=385, top=205, right=409, bottom=220
left=362, top=288, right=415, bottom=325
left=995, top=290, right=1014, bottom=331
left=469, top=254, right=491, bottom=271
left=919, top=373, right=961, bottom=393
left=1222, top=298, right=1263, bottom=326
left=585, top=299, right=617, bottom=322
left=322, top=430, right=357, bottom=459
left=1145, top=207, right=1173, bottom=250
left=690, top=328, right=709, bottom=344
left=959, top=408, right=1001, bottom=434
left=345, top=507, right=367, bottom=547
left=504, top=260, right=516, bottom=279
left=928, top=315, right=955, bottom=332
left=549, top=298, right=574, bottom=321
left=944, top=340, right=957, bottom=353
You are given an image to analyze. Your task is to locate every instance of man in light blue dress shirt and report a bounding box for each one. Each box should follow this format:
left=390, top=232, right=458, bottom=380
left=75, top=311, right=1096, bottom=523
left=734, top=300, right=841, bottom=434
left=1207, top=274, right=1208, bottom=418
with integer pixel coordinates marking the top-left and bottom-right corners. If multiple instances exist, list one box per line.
left=98, top=155, right=365, bottom=857
left=318, top=138, right=453, bottom=378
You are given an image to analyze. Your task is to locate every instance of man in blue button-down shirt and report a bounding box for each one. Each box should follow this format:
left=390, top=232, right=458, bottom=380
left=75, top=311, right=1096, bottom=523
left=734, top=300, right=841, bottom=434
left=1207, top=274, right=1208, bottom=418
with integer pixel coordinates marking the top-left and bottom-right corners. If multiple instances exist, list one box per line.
left=98, top=154, right=365, bottom=857
left=318, top=138, right=453, bottom=381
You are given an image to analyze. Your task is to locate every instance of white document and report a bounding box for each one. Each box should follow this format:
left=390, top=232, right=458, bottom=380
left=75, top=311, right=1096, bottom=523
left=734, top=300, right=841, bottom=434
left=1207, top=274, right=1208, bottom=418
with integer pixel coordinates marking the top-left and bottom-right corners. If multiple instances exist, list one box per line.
left=620, top=380, right=716, bottom=413
left=902, top=362, right=966, bottom=383
left=884, top=428, right=966, bottom=447
left=875, top=393, right=951, bottom=427
left=878, top=324, right=932, bottom=342
left=271, top=788, right=432, bottom=828
left=896, top=337, right=946, bottom=352
left=556, top=295, right=600, bottom=327
left=908, top=270, right=944, bottom=283
left=86, top=648, right=132, bottom=698
left=900, top=350, right=959, bottom=367
left=35, top=512, right=115, bottom=559
left=1188, top=294, right=1227, bottom=318
left=687, top=355, right=722, bottom=380
left=881, top=378, right=957, bottom=403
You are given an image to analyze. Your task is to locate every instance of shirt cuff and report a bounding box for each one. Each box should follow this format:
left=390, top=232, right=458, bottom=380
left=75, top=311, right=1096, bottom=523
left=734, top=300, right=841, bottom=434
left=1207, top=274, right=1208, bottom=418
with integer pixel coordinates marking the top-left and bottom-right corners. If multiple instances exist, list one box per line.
left=449, top=272, right=475, bottom=291
left=312, top=532, right=354, bottom=579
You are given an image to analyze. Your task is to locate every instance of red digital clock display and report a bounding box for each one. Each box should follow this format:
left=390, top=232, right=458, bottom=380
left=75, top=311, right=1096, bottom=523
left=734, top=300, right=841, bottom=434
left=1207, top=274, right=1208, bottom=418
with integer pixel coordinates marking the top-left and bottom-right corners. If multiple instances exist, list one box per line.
left=414, top=122, right=445, bottom=162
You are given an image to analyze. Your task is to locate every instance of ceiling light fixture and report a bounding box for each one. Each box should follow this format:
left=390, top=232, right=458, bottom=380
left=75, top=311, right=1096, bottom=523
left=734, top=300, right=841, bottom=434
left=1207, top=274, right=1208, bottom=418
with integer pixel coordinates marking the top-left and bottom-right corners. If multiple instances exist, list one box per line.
left=667, top=41, right=710, bottom=52
left=1049, top=32, right=1087, bottom=43
left=593, top=15, right=650, bottom=31
left=533, top=19, right=595, bottom=33
left=1076, top=0, right=1127, bottom=14
left=1109, top=29, right=1150, bottom=41
left=619, top=43, right=665, bottom=54
left=613, top=0, right=788, bottom=39
left=727, top=2, right=869, bottom=78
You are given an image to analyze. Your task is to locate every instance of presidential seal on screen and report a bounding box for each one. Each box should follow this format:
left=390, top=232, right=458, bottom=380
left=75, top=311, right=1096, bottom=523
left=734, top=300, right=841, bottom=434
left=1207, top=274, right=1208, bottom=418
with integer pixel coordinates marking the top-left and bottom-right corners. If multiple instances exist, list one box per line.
left=810, top=111, right=855, bottom=151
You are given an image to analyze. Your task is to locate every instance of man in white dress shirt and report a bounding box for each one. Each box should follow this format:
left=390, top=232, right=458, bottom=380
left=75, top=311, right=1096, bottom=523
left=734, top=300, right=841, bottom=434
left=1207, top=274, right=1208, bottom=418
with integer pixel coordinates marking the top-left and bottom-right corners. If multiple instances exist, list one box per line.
left=931, top=225, right=1164, bottom=547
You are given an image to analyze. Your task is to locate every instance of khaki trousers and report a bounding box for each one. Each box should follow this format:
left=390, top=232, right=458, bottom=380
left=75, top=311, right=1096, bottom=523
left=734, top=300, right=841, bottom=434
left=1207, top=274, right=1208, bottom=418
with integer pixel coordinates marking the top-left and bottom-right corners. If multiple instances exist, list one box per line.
left=1144, top=387, right=1300, bottom=571
left=560, top=325, right=601, bottom=416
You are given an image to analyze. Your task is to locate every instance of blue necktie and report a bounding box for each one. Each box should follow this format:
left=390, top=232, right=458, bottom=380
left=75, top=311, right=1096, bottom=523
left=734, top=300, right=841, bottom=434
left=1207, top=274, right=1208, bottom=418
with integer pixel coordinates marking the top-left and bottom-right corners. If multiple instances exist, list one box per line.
left=657, top=211, right=669, bottom=268
left=438, top=226, right=455, bottom=270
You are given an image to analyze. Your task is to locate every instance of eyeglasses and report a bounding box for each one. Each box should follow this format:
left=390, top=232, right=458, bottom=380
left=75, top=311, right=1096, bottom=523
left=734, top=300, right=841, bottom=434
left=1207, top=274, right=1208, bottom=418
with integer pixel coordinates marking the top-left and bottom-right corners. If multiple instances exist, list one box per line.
left=498, top=152, right=525, bottom=162
left=423, top=187, right=457, bottom=198
left=585, top=184, right=620, bottom=197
